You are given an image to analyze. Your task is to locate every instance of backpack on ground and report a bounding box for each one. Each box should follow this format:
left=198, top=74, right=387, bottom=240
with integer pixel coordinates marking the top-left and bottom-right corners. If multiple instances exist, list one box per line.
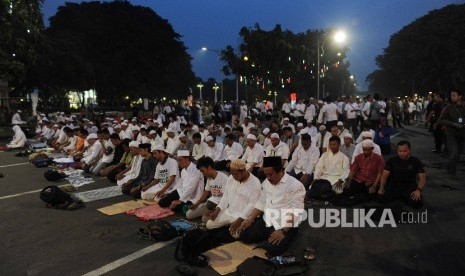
left=138, top=219, right=179, bottom=241
left=39, top=185, right=83, bottom=210
left=33, top=157, right=53, bottom=168
left=44, top=170, right=66, bottom=181
left=175, top=229, right=217, bottom=267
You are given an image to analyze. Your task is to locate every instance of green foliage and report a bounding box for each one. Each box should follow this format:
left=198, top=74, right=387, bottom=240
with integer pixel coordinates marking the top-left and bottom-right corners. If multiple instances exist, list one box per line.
left=0, top=0, right=44, bottom=86
left=367, top=4, right=465, bottom=96
left=41, top=0, right=196, bottom=104
left=221, top=24, right=354, bottom=100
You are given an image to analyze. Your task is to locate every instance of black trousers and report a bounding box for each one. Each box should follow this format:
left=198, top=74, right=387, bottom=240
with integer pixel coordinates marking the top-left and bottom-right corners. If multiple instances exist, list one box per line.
left=158, top=190, right=181, bottom=211
left=332, top=180, right=376, bottom=206
left=377, top=184, right=423, bottom=209
left=392, top=114, right=402, bottom=128
left=447, top=131, right=465, bottom=175
left=240, top=217, right=298, bottom=256
left=121, top=182, right=142, bottom=199
left=433, top=127, right=443, bottom=152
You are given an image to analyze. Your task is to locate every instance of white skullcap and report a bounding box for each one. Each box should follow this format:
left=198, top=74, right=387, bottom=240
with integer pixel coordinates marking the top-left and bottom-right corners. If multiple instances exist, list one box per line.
left=362, top=131, right=373, bottom=139
left=319, top=125, right=326, bottom=131
left=132, top=126, right=140, bottom=131
left=283, top=117, right=289, bottom=121
left=177, top=150, right=190, bottom=157
left=307, top=119, right=313, bottom=123
left=17, top=110, right=22, bottom=113
left=263, top=128, right=270, bottom=135
left=152, top=145, right=164, bottom=151
left=205, top=136, right=214, bottom=142
left=121, top=122, right=128, bottom=126
left=299, top=129, right=308, bottom=135
left=129, top=141, right=140, bottom=148
left=87, top=133, right=98, bottom=140
left=114, top=124, right=121, bottom=129
left=166, top=128, right=174, bottom=133
left=343, top=133, right=353, bottom=139
left=362, top=139, right=374, bottom=148
left=178, top=132, right=186, bottom=138
left=246, top=134, right=257, bottom=140
left=337, top=121, right=344, bottom=126
left=123, top=119, right=129, bottom=123
left=318, top=100, right=324, bottom=104
left=149, top=130, right=157, bottom=135
left=297, top=123, right=303, bottom=127
left=270, top=133, right=280, bottom=139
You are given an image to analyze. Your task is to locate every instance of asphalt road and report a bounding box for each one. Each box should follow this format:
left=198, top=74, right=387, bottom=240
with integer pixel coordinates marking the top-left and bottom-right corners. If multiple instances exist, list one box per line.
left=1, top=124, right=465, bottom=276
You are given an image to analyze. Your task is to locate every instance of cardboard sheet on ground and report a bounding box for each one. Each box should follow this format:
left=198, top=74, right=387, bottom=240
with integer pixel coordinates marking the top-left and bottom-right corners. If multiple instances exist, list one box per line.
left=97, top=200, right=157, bottom=216
left=204, top=241, right=267, bottom=275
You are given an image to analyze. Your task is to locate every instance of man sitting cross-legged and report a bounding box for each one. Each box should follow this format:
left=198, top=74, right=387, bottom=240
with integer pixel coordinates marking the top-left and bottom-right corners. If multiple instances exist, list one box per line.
left=186, top=157, right=228, bottom=222
left=207, top=159, right=261, bottom=230
left=239, top=156, right=306, bottom=256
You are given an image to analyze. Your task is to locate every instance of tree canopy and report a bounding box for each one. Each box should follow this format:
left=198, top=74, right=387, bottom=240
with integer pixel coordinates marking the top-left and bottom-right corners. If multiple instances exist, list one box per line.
left=0, top=0, right=44, bottom=86
left=41, top=0, right=195, bottom=104
left=220, top=24, right=354, bottom=101
left=367, top=4, right=465, bottom=96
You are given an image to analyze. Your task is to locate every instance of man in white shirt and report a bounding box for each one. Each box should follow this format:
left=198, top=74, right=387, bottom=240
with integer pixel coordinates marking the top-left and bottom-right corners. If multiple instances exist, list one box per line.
left=89, top=130, right=115, bottom=175
left=116, top=141, right=143, bottom=187
left=141, top=145, right=180, bottom=201
left=315, top=125, right=330, bottom=154
left=239, top=156, right=306, bottom=256
left=281, top=117, right=295, bottom=133
left=205, top=135, right=224, bottom=162
left=304, top=119, right=318, bottom=138
left=265, top=133, right=290, bottom=167
left=281, top=98, right=291, bottom=117
left=159, top=150, right=204, bottom=213
left=241, top=116, right=255, bottom=136
left=241, top=134, right=264, bottom=175
left=77, top=133, right=103, bottom=172
left=207, top=159, right=261, bottom=230
left=186, top=157, right=228, bottom=222
left=239, top=101, right=248, bottom=124
left=7, top=125, right=27, bottom=149
left=344, top=96, right=359, bottom=133
left=352, top=131, right=382, bottom=163
left=165, top=128, right=180, bottom=156
left=317, top=97, right=339, bottom=129
left=148, top=130, right=164, bottom=150
left=11, top=110, right=26, bottom=125
left=304, top=99, right=316, bottom=123
left=216, top=133, right=243, bottom=171
left=191, top=132, right=208, bottom=161
left=286, top=133, right=320, bottom=188
left=310, top=136, right=350, bottom=198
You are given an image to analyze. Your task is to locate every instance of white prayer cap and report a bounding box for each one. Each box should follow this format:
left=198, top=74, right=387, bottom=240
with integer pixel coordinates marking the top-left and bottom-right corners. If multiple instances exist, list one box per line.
left=177, top=150, right=190, bottom=157
left=129, top=141, right=140, bottom=148
left=205, top=136, right=214, bottom=142
left=283, top=117, right=289, bottom=121
left=82, top=118, right=89, bottom=122
left=40, top=113, right=45, bottom=117
left=299, top=129, right=308, bottom=135
left=337, top=121, right=344, bottom=126
left=297, top=123, right=303, bottom=127
left=178, top=132, right=186, bottom=138
left=52, top=124, right=59, bottom=128
left=166, top=128, right=175, bottom=133
left=192, top=125, right=199, bottom=132
left=319, top=125, right=326, bottom=131
left=362, top=139, right=374, bottom=148
left=318, top=100, right=324, bottom=104
left=343, top=133, right=353, bottom=139
left=270, top=133, right=280, bottom=139
left=17, top=110, right=22, bottom=113
left=114, top=124, right=121, bottom=129
left=149, top=130, right=157, bottom=135
left=88, top=121, right=94, bottom=125
left=124, top=119, right=129, bottom=123
left=362, top=131, right=373, bottom=139
left=309, top=97, right=314, bottom=100
left=132, top=126, right=140, bottom=131
left=246, top=134, right=257, bottom=140
left=199, top=121, right=205, bottom=125
left=307, top=119, right=313, bottom=123
left=263, top=128, right=270, bottom=135
left=152, top=145, right=164, bottom=151
left=87, top=133, right=98, bottom=140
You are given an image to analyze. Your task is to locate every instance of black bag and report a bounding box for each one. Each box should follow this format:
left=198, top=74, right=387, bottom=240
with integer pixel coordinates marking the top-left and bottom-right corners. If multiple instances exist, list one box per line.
left=175, top=229, right=217, bottom=267
left=34, top=157, right=53, bottom=168
left=309, top=179, right=332, bottom=199
left=236, top=256, right=276, bottom=276
left=44, top=170, right=66, bottom=181
left=138, top=219, right=179, bottom=241
left=39, top=185, right=73, bottom=207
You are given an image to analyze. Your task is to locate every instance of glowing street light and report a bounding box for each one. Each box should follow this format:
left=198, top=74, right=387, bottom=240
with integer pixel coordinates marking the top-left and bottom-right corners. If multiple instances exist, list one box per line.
left=197, top=83, right=204, bottom=100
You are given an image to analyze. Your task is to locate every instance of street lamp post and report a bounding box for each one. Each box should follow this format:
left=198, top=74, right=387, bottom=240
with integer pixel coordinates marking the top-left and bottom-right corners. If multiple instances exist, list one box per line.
left=213, top=83, right=219, bottom=102
left=201, top=47, right=224, bottom=102
left=316, top=30, right=347, bottom=101
left=197, top=83, right=203, bottom=100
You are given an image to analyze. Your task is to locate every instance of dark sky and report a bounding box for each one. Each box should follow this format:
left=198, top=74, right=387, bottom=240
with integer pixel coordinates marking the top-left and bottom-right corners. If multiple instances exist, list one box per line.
left=42, top=0, right=462, bottom=91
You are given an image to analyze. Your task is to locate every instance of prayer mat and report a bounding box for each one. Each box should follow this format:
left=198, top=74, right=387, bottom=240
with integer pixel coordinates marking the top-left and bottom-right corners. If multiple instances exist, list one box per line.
left=75, top=186, right=122, bottom=202
left=204, top=241, right=267, bottom=275
left=97, top=200, right=157, bottom=216
left=126, top=204, right=174, bottom=221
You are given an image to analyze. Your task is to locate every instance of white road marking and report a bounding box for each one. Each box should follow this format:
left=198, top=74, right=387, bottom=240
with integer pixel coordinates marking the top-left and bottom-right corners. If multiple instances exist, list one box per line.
left=0, top=162, right=29, bottom=168
left=82, top=240, right=175, bottom=276
left=391, top=132, right=401, bottom=139
left=0, top=189, right=43, bottom=200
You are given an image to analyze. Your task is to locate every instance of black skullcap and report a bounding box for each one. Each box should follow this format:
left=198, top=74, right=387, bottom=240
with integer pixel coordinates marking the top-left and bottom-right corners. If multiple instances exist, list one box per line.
left=263, top=156, right=282, bottom=168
